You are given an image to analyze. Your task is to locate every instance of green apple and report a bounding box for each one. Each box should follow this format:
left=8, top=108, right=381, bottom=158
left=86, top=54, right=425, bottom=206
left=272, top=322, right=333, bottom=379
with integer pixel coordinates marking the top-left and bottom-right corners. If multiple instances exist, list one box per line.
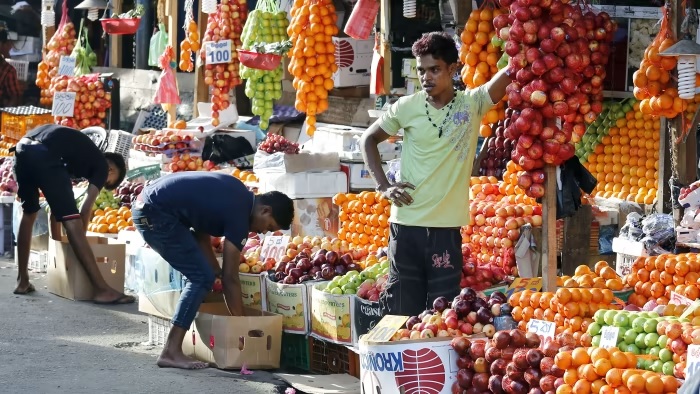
left=644, top=333, right=659, bottom=348
left=626, top=344, right=641, bottom=355
left=588, top=322, right=602, bottom=336
left=343, top=288, right=356, bottom=295
left=594, top=310, right=607, bottom=325
left=650, top=360, right=663, bottom=373
left=380, top=260, right=389, bottom=269
left=631, top=317, right=645, bottom=333
left=649, top=346, right=661, bottom=358
left=643, top=319, right=658, bottom=334
left=346, top=270, right=359, bottom=277
left=337, top=276, right=349, bottom=286
left=635, top=333, right=647, bottom=349
left=614, top=313, right=630, bottom=328
left=330, top=287, right=343, bottom=295
left=624, top=329, right=638, bottom=345
left=662, top=361, right=675, bottom=376
left=658, top=335, right=669, bottom=348
left=604, top=310, right=618, bottom=326
left=592, top=335, right=601, bottom=347
left=341, top=284, right=355, bottom=293
left=637, top=358, right=646, bottom=369
left=659, top=348, right=673, bottom=363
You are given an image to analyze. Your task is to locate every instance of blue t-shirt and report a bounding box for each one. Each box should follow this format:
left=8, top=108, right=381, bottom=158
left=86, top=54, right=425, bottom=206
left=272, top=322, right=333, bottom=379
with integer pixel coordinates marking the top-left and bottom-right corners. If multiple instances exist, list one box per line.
left=142, top=172, right=254, bottom=250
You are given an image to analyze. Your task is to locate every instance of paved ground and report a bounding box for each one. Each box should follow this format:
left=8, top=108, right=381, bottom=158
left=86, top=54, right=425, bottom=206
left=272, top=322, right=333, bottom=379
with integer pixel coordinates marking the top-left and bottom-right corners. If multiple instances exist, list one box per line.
left=0, top=259, right=292, bottom=394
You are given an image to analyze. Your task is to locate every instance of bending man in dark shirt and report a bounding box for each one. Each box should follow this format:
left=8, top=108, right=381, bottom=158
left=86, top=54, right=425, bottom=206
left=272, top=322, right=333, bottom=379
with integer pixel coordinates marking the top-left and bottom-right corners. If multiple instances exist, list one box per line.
left=132, top=172, right=294, bottom=369
left=13, top=125, right=133, bottom=305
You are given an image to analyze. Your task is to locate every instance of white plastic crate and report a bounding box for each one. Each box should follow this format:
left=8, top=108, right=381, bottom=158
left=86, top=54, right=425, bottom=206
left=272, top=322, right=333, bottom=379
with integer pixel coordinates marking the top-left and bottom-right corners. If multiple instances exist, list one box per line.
left=147, top=315, right=170, bottom=347
left=6, top=60, right=28, bottom=81
left=106, top=130, right=135, bottom=162
left=27, top=250, right=48, bottom=273
left=612, top=237, right=648, bottom=276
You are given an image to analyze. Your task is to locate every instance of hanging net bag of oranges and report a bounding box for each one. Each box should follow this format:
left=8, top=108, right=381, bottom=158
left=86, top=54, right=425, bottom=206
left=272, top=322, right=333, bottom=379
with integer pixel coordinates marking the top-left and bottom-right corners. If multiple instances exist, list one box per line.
left=287, top=0, right=339, bottom=136
left=178, top=0, right=200, bottom=72
left=633, top=5, right=686, bottom=119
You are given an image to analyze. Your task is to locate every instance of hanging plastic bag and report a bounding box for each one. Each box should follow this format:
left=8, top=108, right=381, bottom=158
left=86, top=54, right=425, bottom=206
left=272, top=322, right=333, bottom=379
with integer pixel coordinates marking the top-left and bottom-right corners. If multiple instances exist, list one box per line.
left=154, top=46, right=181, bottom=107
left=72, top=20, right=97, bottom=76
left=149, top=23, right=169, bottom=67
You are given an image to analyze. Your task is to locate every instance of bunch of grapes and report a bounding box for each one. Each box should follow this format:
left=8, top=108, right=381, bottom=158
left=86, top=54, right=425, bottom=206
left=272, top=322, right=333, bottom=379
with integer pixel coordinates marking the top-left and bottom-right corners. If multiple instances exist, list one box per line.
left=258, top=134, right=300, bottom=154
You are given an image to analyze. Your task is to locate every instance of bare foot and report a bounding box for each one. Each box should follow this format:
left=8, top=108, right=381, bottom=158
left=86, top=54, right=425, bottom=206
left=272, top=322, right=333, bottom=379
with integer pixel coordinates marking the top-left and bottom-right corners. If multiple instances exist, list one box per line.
left=13, top=281, right=35, bottom=295
left=157, top=352, right=209, bottom=370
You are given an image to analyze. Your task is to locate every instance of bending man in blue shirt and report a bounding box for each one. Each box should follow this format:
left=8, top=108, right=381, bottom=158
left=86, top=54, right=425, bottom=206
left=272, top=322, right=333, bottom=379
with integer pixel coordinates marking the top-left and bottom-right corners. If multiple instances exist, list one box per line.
left=132, top=172, right=294, bottom=369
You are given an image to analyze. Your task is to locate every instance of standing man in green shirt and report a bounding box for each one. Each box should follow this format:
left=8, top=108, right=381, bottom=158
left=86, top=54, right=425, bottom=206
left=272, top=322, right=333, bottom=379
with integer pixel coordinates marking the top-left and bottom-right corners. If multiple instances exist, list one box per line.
left=360, top=32, right=512, bottom=316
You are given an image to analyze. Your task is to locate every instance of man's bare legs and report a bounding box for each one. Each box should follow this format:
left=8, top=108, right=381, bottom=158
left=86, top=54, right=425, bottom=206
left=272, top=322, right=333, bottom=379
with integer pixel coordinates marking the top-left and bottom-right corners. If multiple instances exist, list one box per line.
left=156, top=325, right=208, bottom=369
left=14, top=211, right=37, bottom=294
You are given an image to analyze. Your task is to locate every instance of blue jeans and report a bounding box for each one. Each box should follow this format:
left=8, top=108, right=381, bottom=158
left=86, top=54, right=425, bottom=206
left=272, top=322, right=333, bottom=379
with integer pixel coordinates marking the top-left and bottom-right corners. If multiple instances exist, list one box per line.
left=131, top=202, right=215, bottom=329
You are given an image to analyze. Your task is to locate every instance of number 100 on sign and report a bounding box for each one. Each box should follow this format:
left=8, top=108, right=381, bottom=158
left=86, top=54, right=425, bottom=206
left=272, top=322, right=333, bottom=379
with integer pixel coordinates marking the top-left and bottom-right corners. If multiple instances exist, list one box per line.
left=205, top=40, right=232, bottom=65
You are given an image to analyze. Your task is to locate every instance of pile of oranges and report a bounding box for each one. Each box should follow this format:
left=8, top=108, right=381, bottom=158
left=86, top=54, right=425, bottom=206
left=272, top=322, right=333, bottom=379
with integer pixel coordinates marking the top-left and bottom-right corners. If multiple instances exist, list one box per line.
left=510, top=287, right=621, bottom=345
left=558, top=262, right=626, bottom=291
left=626, top=253, right=700, bottom=307
left=332, top=191, right=390, bottom=251
left=585, top=103, right=659, bottom=204
left=287, top=0, right=339, bottom=136
left=87, top=207, right=134, bottom=234
left=555, top=347, right=678, bottom=394
left=459, top=7, right=507, bottom=136
left=231, top=168, right=258, bottom=183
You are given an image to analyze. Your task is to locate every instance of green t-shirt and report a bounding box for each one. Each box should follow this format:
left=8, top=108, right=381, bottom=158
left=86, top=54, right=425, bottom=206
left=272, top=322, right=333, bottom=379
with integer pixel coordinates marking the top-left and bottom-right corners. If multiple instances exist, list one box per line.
left=379, top=86, right=494, bottom=227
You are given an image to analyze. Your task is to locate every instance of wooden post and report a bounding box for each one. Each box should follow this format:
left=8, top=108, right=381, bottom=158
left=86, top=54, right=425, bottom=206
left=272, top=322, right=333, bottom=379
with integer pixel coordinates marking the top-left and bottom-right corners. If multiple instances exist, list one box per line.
left=193, top=7, right=209, bottom=118
left=109, top=0, right=123, bottom=67
left=379, top=0, right=391, bottom=91
left=541, top=165, right=558, bottom=291
left=164, top=0, right=178, bottom=123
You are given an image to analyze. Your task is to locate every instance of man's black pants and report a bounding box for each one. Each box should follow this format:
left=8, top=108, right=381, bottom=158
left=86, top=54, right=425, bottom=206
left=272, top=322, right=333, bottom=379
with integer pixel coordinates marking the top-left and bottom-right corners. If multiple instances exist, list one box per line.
left=380, top=223, right=463, bottom=317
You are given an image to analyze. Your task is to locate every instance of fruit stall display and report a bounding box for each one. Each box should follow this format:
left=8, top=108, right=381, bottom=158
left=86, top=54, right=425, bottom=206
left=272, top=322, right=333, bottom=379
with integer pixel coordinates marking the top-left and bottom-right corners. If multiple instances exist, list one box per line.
left=50, top=75, right=112, bottom=129
left=625, top=253, right=700, bottom=308
left=0, top=159, right=18, bottom=197
left=333, top=191, right=391, bottom=251
left=87, top=206, right=134, bottom=234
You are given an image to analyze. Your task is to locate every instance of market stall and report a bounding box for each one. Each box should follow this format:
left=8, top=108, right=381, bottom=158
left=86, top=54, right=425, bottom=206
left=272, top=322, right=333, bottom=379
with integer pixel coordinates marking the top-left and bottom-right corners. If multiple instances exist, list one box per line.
left=4, top=0, right=700, bottom=391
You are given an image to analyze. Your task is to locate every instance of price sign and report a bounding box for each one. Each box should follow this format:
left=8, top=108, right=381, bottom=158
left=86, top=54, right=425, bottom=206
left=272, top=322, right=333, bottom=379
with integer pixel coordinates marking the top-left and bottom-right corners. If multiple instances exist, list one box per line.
left=506, top=277, right=543, bottom=298
left=204, top=40, right=232, bottom=64
left=259, top=235, right=290, bottom=262
left=527, top=319, right=555, bottom=342
left=600, top=326, right=619, bottom=348
left=686, top=344, right=700, bottom=378
left=58, top=56, right=76, bottom=76
left=51, top=92, right=76, bottom=117
left=671, top=291, right=693, bottom=306
left=364, top=315, right=409, bottom=343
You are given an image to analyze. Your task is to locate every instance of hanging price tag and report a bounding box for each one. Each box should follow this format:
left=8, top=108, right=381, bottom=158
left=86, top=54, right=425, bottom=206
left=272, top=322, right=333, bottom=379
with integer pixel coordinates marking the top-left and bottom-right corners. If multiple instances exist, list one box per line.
left=600, top=326, right=619, bottom=348
left=527, top=319, right=555, bottom=341
left=51, top=92, right=76, bottom=117
left=259, top=235, right=290, bottom=262
left=687, top=345, right=700, bottom=378
left=670, top=291, right=693, bottom=306
left=204, top=40, right=232, bottom=65
left=58, top=56, right=76, bottom=76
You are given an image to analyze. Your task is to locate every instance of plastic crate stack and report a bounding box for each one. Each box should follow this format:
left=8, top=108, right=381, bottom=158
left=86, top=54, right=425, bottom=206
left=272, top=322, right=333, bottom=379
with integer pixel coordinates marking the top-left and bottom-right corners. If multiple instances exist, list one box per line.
left=0, top=106, right=54, bottom=156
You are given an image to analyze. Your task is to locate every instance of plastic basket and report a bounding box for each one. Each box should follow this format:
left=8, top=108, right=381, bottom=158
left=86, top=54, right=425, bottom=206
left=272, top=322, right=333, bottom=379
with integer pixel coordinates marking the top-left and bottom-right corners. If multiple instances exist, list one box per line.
left=6, top=59, right=28, bottom=81
left=105, top=129, right=135, bottom=162
left=1, top=106, right=54, bottom=140
left=310, top=337, right=359, bottom=376
left=280, top=333, right=311, bottom=371
left=238, top=50, right=283, bottom=71
left=147, top=315, right=170, bottom=346
left=101, top=18, right=141, bottom=35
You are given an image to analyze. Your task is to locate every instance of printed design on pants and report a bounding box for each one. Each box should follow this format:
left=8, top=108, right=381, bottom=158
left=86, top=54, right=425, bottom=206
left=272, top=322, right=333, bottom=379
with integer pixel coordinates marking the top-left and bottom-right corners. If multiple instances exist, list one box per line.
left=432, top=251, right=454, bottom=269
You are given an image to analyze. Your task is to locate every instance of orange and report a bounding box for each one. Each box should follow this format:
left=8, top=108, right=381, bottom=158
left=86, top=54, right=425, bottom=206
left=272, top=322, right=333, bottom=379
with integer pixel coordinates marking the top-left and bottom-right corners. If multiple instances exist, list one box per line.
left=573, top=379, right=592, bottom=394
left=626, top=374, right=645, bottom=392
left=606, top=368, right=623, bottom=388
left=572, top=347, right=591, bottom=367
left=594, top=358, right=612, bottom=377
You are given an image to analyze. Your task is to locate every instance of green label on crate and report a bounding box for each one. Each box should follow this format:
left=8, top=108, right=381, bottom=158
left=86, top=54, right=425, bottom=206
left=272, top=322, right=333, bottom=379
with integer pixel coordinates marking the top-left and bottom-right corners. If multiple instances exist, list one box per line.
left=126, top=165, right=161, bottom=182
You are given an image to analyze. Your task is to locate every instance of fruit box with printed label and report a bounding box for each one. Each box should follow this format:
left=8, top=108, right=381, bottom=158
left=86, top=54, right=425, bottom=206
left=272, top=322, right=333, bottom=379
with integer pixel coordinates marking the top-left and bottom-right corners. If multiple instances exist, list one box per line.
left=310, top=282, right=353, bottom=345
left=291, top=198, right=340, bottom=239
left=332, top=36, right=373, bottom=87
left=240, top=272, right=267, bottom=311
left=264, top=273, right=317, bottom=334
left=182, top=303, right=283, bottom=369
left=48, top=236, right=126, bottom=301
left=358, top=316, right=487, bottom=394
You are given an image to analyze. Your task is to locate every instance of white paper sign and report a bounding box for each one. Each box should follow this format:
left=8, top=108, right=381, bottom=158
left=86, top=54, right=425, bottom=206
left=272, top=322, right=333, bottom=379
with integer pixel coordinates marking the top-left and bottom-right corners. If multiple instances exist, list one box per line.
left=204, top=40, right=232, bottom=65
left=51, top=92, right=76, bottom=117
left=259, top=235, right=290, bottom=262
left=687, top=344, right=700, bottom=378
left=527, top=319, right=555, bottom=341
left=600, top=326, right=619, bottom=348
left=58, top=56, right=76, bottom=76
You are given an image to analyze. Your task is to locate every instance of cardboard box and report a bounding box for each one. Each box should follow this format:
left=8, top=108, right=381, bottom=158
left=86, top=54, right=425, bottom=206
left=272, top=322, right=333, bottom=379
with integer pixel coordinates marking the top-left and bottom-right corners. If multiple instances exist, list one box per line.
left=351, top=297, right=382, bottom=347
left=182, top=303, right=283, bottom=369
left=265, top=274, right=316, bottom=334
left=677, top=227, right=700, bottom=244
left=332, top=36, right=373, bottom=87
left=340, top=162, right=389, bottom=191
left=310, top=283, right=353, bottom=345
left=257, top=171, right=348, bottom=199
left=291, top=198, right=339, bottom=238
left=47, top=236, right=126, bottom=301
left=254, top=151, right=341, bottom=174
left=240, top=273, right=267, bottom=310
left=309, top=123, right=400, bottom=162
